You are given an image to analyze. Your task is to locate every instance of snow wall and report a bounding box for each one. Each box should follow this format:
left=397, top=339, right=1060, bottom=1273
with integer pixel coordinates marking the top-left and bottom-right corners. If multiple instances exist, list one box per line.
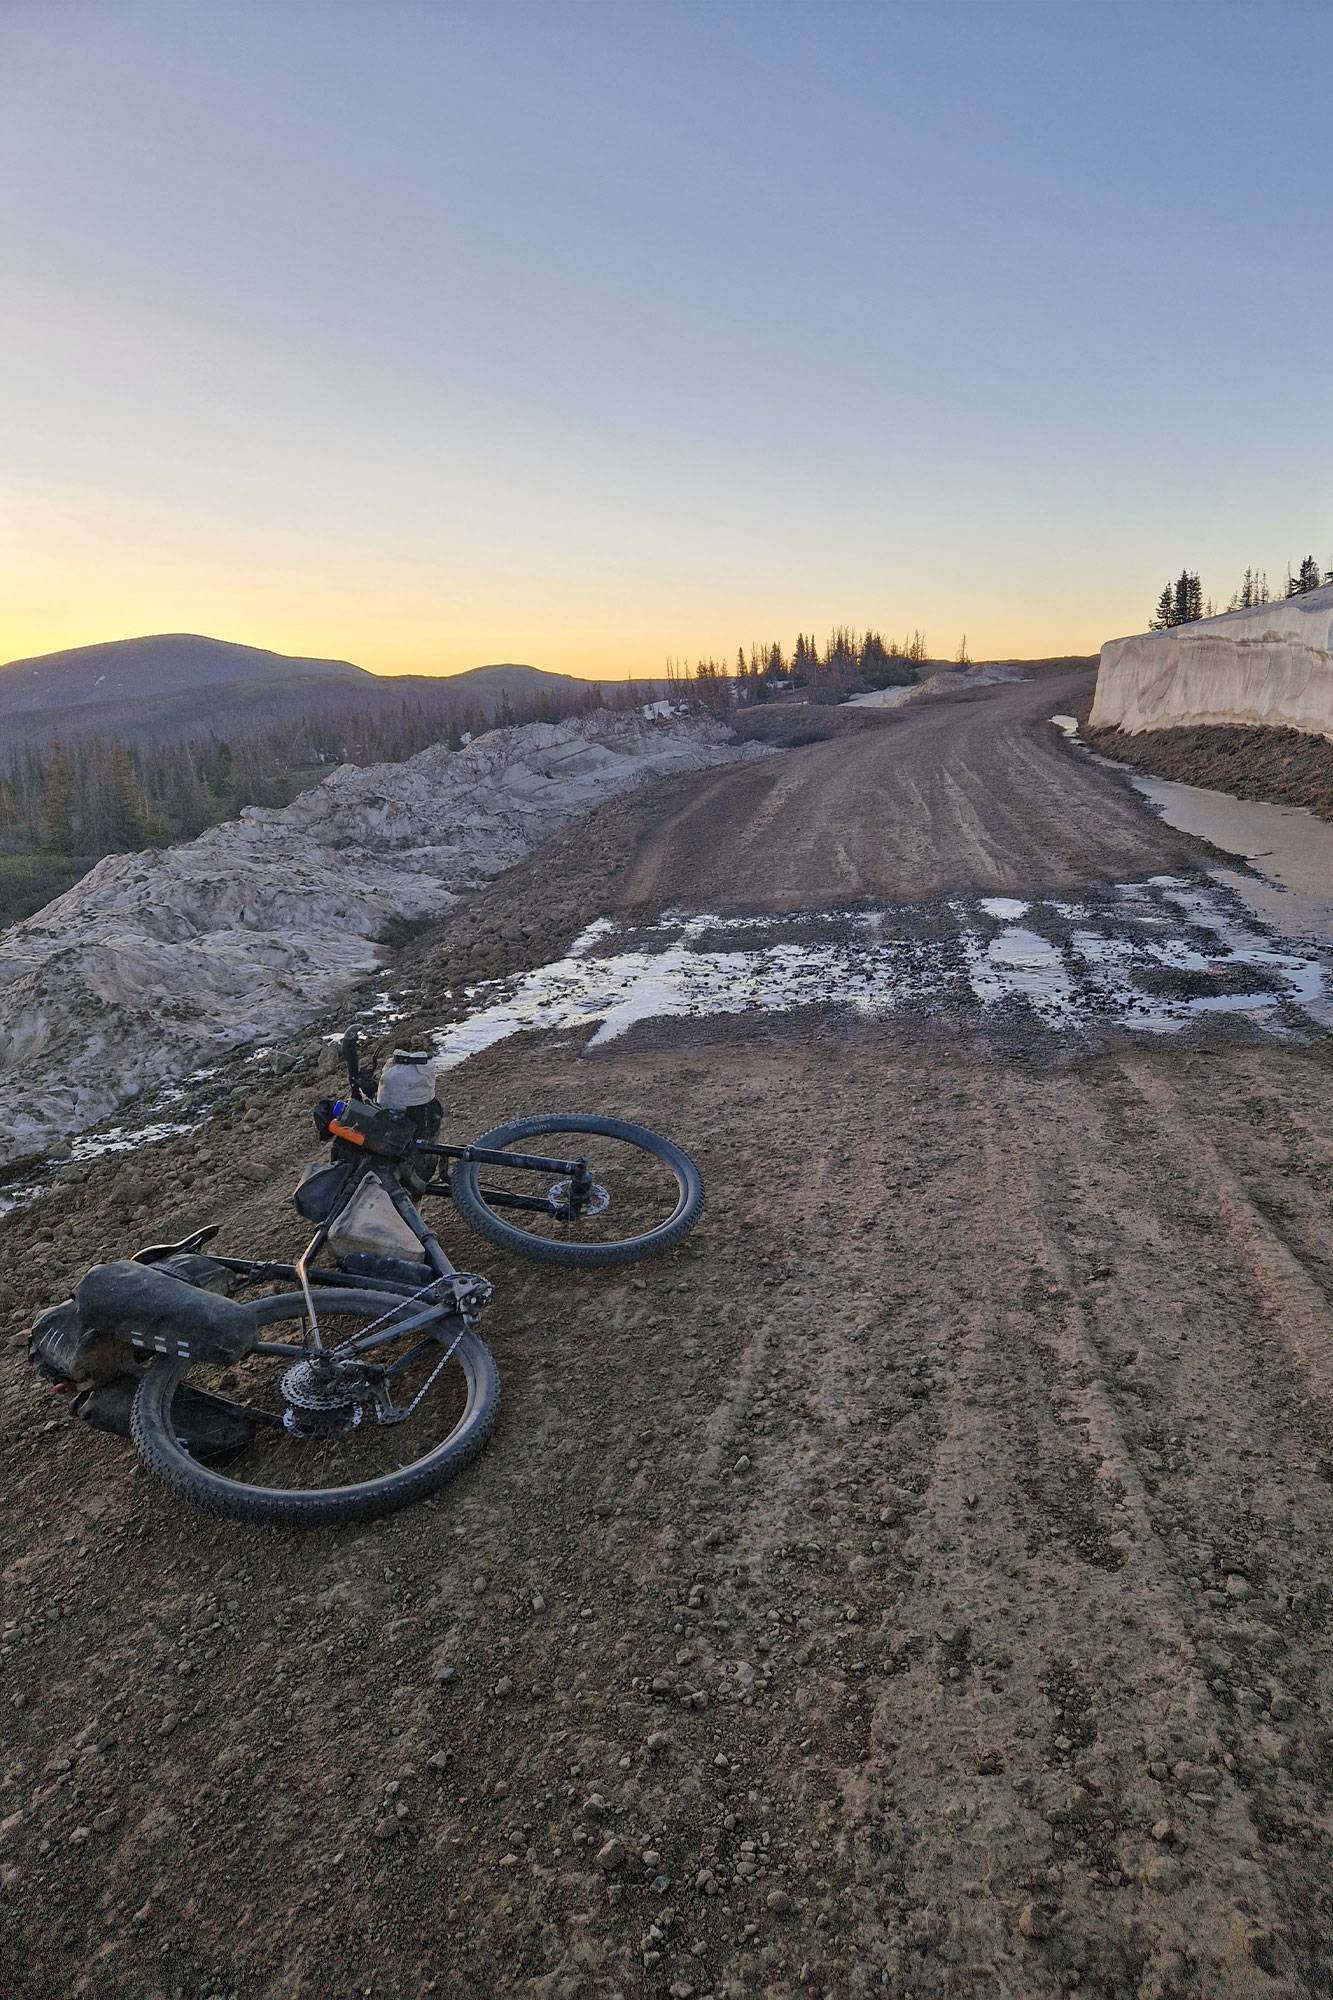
left=1090, top=583, right=1333, bottom=741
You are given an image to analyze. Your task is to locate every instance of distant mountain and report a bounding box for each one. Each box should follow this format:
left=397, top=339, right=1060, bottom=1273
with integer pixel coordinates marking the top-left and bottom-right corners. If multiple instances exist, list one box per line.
left=0, top=635, right=652, bottom=750
left=0, top=633, right=371, bottom=716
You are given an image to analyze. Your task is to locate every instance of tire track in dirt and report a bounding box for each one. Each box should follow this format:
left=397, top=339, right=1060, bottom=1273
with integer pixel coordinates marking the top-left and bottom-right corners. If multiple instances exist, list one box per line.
left=1025, top=1052, right=1333, bottom=1995
left=987, top=1063, right=1306, bottom=1995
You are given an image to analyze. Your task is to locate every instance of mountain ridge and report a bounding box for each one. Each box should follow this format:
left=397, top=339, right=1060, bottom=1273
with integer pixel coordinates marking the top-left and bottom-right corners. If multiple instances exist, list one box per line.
left=0, top=632, right=373, bottom=716
left=0, top=634, right=641, bottom=747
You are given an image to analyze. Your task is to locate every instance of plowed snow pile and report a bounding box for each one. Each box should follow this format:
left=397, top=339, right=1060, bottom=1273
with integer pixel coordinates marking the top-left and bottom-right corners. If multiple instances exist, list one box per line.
left=1091, top=583, right=1333, bottom=738
left=0, top=712, right=769, bottom=1165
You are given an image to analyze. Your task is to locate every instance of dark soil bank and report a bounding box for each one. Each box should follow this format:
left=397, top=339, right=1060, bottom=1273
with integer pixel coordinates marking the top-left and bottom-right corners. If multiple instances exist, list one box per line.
left=1087, top=722, right=1333, bottom=824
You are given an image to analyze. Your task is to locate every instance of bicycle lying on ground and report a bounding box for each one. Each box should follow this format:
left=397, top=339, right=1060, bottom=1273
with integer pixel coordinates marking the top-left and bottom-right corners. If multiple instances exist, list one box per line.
left=28, top=1029, right=703, bottom=1528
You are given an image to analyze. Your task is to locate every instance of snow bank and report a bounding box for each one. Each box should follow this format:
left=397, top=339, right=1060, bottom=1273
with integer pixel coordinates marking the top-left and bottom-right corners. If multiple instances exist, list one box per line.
left=0, top=712, right=771, bottom=1164
left=1090, top=585, right=1333, bottom=740
left=845, top=663, right=1023, bottom=710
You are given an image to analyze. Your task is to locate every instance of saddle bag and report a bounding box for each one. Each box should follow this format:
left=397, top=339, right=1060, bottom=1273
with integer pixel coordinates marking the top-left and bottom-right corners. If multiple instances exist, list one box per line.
left=75, top=1261, right=259, bottom=1367
left=29, top=1260, right=261, bottom=1458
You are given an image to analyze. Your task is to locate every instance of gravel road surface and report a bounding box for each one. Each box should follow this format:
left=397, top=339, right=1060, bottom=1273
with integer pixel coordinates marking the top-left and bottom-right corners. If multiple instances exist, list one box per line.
left=3, top=668, right=1332, bottom=2000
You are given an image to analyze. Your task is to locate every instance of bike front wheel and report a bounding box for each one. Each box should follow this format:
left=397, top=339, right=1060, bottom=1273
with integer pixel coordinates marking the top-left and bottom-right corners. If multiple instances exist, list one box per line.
left=130, top=1288, right=500, bottom=1528
left=450, top=1113, right=704, bottom=1267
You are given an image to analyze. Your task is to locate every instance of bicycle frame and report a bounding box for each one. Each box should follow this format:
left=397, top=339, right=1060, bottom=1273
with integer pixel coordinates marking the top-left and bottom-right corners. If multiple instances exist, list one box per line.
left=203, top=1133, right=593, bottom=1310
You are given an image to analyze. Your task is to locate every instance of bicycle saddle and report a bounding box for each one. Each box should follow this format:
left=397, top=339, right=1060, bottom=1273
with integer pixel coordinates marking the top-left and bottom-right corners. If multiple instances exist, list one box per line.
left=132, top=1224, right=222, bottom=1265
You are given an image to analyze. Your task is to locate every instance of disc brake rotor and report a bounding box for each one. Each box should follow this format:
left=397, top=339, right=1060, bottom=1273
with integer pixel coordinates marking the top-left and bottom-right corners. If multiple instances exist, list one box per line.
left=548, top=1177, right=610, bottom=1217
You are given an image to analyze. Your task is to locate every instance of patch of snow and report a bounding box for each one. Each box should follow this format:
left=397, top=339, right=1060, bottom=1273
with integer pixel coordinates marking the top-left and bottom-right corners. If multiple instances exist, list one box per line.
left=845, top=685, right=923, bottom=710
left=425, top=887, right=1330, bottom=1068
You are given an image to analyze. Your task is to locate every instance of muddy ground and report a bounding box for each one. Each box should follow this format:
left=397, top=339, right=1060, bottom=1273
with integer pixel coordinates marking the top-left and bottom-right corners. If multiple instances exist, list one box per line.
left=1086, top=724, right=1333, bottom=827
left=3, top=668, right=1333, bottom=2000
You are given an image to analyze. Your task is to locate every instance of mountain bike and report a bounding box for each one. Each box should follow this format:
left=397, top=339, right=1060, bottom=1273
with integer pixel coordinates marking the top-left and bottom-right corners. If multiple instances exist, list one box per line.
left=28, top=1029, right=704, bottom=1528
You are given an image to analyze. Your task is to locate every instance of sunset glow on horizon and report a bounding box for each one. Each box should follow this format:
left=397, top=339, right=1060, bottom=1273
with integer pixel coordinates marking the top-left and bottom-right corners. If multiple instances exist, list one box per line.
left=3, top=1, right=1329, bottom=681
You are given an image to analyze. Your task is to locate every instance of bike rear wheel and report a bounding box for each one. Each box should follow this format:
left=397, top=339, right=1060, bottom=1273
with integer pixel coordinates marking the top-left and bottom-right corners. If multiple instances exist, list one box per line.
left=130, top=1288, right=500, bottom=1527
left=450, top=1113, right=703, bottom=1267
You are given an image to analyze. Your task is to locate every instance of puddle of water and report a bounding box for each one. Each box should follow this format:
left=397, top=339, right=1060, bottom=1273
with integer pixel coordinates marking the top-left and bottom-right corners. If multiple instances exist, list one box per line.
left=1051, top=712, right=1333, bottom=950
left=427, top=887, right=1329, bottom=1071
left=1133, top=776, right=1333, bottom=947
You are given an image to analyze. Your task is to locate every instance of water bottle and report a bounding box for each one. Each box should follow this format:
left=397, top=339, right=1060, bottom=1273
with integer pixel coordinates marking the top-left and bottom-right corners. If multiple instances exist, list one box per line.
left=376, top=1050, right=440, bottom=1142
left=376, top=1050, right=436, bottom=1110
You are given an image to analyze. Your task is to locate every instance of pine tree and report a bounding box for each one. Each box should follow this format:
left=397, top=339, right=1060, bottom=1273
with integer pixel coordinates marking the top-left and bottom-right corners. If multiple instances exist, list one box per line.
left=790, top=634, right=818, bottom=685
left=107, top=747, right=149, bottom=850
left=1173, top=572, right=1202, bottom=625
left=39, top=745, right=75, bottom=852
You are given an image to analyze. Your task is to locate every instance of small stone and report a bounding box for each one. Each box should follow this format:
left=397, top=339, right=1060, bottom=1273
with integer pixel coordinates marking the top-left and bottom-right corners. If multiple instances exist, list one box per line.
left=159, top=1714, right=179, bottom=1737
left=1018, top=1903, right=1051, bottom=1939
left=531, top=1594, right=545, bottom=1613
left=646, top=1731, right=672, bottom=1755
left=1240, top=1925, right=1278, bottom=1973
left=434, top=1667, right=457, bottom=1685
left=472, top=1575, right=489, bottom=1596
left=642, top=1848, right=661, bottom=1868
left=766, top=1889, right=793, bottom=1913
left=582, top=1793, right=610, bottom=1818
left=734, top=1456, right=751, bottom=1473
left=1151, top=1818, right=1174, bottom=1843
left=492, top=1677, right=514, bottom=1699
left=372, top=1816, right=400, bottom=1841
left=1142, top=1853, right=1181, bottom=1892
left=92, top=1807, right=122, bottom=1833
left=596, top=1836, right=627, bottom=1872
left=1224, top=1574, right=1251, bottom=1600
left=68, top=1825, right=92, bottom=1846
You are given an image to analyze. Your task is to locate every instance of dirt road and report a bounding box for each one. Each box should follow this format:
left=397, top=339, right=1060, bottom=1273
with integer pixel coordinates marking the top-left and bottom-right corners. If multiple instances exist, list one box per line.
left=3, top=670, right=1333, bottom=2000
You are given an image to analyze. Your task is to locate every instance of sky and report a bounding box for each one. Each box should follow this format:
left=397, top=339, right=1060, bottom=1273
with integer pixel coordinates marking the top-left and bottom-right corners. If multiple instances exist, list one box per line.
left=2, top=0, right=1330, bottom=680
